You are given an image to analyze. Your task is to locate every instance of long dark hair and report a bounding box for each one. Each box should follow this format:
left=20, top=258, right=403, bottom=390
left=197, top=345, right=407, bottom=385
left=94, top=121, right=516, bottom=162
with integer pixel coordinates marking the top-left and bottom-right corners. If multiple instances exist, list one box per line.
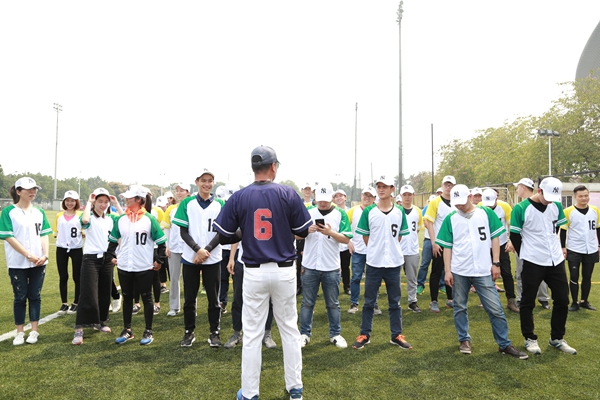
left=9, top=186, right=19, bottom=203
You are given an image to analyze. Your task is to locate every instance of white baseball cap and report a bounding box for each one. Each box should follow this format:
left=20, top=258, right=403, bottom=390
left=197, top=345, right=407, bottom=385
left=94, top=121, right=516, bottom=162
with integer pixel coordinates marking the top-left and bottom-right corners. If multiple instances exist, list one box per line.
left=400, top=185, right=415, bottom=195
left=120, top=185, right=148, bottom=199
left=428, top=194, right=437, bottom=201
left=514, top=178, right=535, bottom=189
left=174, top=182, right=191, bottom=192
left=450, top=184, right=471, bottom=206
left=395, top=194, right=402, bottom=202
left=470, top=187, right=483, bottom=196
left=539, top=177, right=563, bottom=202
left=315, top=183, right=334, bottom=202
left=224, top=183, right=238, bottom=200
left=481, top=189, right=497, bottom=206
left=15, top=177, right=41, bottom=190
left=92, top=187, right=110, bottom=198
left=156, top=196, right=168, bottom=207
left=301, top=183, right=312, bottom=190
left=362, top=187, right=376, bottom=197
left=333, top=189, right=347, bottom=197
left=196, top=169, right=215, bottom=180
left=63, top=190, right=79, bottom=200
left=375, top=175, right=395, bottom=186
left=164, top=191, right=174, bottom=198
left=442, top=175, right=457, bottom=185
left=436, top=187, right=443, bottom=193
left=215, top=186, right=227, bottom=199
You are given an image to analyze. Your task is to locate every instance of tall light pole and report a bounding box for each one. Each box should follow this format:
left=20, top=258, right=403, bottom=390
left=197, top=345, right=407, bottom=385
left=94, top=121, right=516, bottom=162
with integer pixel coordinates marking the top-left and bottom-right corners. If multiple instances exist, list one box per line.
left=537, top=129, right=560, bottom=176
left=353, top=102, right=358, bottom=202
left=396, top=1, right=404, bottom=187
left=53, top=103, right=62, bottom=202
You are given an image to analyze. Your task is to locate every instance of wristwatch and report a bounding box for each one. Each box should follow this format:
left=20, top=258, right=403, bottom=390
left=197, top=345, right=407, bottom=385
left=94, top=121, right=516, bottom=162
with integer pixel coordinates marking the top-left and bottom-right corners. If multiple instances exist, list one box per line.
left=492, top=261, right=501, bottom=267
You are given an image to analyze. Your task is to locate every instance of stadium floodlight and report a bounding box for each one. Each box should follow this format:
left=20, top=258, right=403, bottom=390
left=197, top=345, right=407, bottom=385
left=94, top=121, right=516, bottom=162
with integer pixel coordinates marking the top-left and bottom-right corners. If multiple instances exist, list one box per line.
left=53, top=103, right=63, bottom=202
left=537, top=129, right=560, bottom=176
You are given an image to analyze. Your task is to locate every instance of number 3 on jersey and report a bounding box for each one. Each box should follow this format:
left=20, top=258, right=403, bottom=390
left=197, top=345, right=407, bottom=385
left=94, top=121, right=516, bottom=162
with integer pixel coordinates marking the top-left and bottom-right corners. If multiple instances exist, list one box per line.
left=254, top=209, right=272, bottom=240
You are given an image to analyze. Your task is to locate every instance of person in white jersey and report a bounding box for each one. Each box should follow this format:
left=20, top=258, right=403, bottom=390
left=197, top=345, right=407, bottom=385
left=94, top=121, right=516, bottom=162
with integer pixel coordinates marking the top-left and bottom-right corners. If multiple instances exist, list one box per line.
left=559, top=184, right=599, bottom=311
left=1, top=177, right=51, bottom=346
left=398, top=185, right=424, bottom=313
left=436, top=184, right=528, bottom=359
left=333, top=188, right=351, bottom=295
left=54, top=190, right=84, bottom=315
left=299, top=183, right=352, bottom=349
left=510, top=177, right=576, bottom=355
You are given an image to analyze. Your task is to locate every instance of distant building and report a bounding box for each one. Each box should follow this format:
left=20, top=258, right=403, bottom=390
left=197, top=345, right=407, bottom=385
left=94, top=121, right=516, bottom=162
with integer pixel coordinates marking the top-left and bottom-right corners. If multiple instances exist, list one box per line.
left=576, top=20, right=600, bottom=79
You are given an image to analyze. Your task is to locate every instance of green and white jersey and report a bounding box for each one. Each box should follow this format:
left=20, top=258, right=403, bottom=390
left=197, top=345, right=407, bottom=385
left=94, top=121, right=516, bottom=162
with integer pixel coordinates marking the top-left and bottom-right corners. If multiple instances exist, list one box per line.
left=400, top=205, right=423, bottom=256
left=0, top=204, right=52, bottom=269
left=356, top=203, right=410, bottom=268
left=562, top=205, right=600, bottom=254
left=173, top=195, right=225, bottom=264
left=303, top=205, right=353, bottom=271
left=82, top=212, right=117, bottom=256
left=54, top=211, right=84, bottom=249
left=109, top=212, right=166, bottom=272
left=424, top=196, right=455, bottom=236
left=484, top=200, right=512, bottom=246
left=436, top=206, right=504, bottom=277
left=347, top=205, right=368, bottom=254
left=510, top=199, right=566, bottom=266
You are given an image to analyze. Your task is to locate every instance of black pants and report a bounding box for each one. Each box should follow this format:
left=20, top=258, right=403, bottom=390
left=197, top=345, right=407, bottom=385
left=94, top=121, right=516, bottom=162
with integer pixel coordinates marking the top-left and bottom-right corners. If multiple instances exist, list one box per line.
left=182, top=262, right=221, bottom=333
left=219, top=249, right=233, bottom=305
left=56, top=247, right=83, bottom=304
left=520, top=260, right=569, bottom=340
left=160, top=257, right=169, bottom=283
left=340, top=249, right=351, bottom=291
left=429, top=249, right=453, bottom=302
left=75, top=254, right=113, bottom=327
left=231, top=260, right=274, bottom=332
left=153, top=269, right=161, bottom=303
left=498, top=243, right=516, bottom=300
left=119, top=269, right=154, bottom=331
left=567, top=250, right=598, bottom=303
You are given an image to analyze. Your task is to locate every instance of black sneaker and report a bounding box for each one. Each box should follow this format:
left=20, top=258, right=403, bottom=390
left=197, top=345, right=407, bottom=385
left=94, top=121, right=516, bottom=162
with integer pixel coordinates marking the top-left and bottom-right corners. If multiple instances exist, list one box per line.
left=160, top=286, right=169, bottom=294
left=390, top=334, right=412, bottom=349
left=568, top=303, right=580, bottom=312
left=140, top=329, right=153, bottom=345
left=58, top=304, right=69, bottom=315
left=208, top=332, right=221, bottom=347
left=220, top=302, right=228, bottom=314
left=67, top=304, right=78, bottom=315
left=539, top=301, right=551, bottom=310
left=132, top=305, right=141, bottom=314
left=580, top=301, right=597, bottom=311
left=181, top=331, right=196, bottom=347
left=352, top=335, right=370, bottom=349
left=408, top=302, right=422, bottom=313
left=115, top=329, right=134, bottom=344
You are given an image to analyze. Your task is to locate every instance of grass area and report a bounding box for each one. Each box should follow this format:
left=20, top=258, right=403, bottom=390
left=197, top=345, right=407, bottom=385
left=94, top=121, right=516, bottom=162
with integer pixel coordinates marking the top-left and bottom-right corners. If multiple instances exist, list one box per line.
left=1, top=210, right=599, bottom=399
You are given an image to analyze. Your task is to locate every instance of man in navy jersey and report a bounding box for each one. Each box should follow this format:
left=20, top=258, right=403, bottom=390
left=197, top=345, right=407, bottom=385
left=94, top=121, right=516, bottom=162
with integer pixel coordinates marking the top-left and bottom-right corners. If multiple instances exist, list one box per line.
left=214, top=146, right=310, bottom=400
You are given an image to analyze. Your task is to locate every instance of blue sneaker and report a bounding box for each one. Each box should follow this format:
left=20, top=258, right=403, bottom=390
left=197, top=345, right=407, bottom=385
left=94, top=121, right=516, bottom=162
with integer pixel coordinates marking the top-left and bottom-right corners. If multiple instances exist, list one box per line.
left=140, top=329, right=153, bottom=346
left=115, top=329, right=134, bottom=344
left=289, top=387, right=303, bottom=400
left=236, top=388, right=258, bottom=400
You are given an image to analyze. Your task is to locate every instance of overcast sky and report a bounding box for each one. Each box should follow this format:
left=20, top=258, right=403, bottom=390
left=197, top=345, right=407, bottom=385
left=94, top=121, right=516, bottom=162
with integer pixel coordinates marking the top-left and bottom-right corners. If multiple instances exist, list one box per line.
left=2, top=1, right=599, bottom=192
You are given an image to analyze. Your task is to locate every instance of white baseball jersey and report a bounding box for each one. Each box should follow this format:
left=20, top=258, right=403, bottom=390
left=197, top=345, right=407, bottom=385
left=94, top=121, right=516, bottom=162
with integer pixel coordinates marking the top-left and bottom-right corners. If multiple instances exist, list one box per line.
left=356, top=204, right=410, bottom=268
left=347, top=205, right=368, bottom=254
left=82, top=212, right=116, bottom=256
left=436, top=206, right=504, bottom=276
left=424, top=196, right=455, bottom=236
left=162, top=204, right=185, bottom=254
left=510, top=199, right=566, bottom=266
left=303, top=205, right=352, bottom=271
left=54, top=211, right=84, bottom=249
left=0, top=205, right=52, bottom=269
left=562, top=205, right=600, bottom=254
left=400, top=205, right=423, bottom=256
left=480, top=200, right=512, bottom=246
left=109, top=212, right=167, bottom=272
left=173, top=195, right=224, bottom=264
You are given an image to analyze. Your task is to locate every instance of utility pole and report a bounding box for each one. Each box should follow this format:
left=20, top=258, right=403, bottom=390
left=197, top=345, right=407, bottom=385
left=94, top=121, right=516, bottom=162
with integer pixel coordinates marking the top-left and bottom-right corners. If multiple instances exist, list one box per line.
left=396, top=1, right=404, bottom=187
left=53, top=103, right=62, bottom=202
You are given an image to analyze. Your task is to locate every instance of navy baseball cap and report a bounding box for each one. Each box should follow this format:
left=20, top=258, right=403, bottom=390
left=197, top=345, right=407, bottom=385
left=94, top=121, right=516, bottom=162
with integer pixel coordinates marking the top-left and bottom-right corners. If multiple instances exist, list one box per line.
left=251, top=146, right=279, bottom=166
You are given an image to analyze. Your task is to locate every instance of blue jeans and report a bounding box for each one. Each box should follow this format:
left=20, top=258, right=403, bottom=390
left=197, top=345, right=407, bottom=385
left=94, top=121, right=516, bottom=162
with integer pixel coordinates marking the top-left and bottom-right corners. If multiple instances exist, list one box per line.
left=360, top=265, right=403, bottom=339
left=350, top=253, right=367, bottom=305
left=9, top=267, right=46, bottom=325
left=417, top=239, right=445, bottom=288
left=452, top=273, right=511, bottom=348
left=300, top=268, right=341, bottom=337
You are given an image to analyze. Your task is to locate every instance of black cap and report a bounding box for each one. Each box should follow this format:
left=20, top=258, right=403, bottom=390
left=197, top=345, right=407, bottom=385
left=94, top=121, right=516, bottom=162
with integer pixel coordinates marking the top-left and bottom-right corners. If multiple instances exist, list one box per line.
left=251, top=146, right=279, bottom=166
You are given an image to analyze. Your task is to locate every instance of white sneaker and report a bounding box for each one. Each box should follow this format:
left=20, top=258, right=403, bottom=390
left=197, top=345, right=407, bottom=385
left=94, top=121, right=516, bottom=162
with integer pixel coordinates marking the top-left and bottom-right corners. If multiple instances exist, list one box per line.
left=524, top=338, right=541, bottom=354
left=167, top=310, right=178, bottom=317
left=300, top=334, right=310, bottom=348
left=330, top=335, right=348, bottom=349
left=112, top=297, right=121, bottom=313
left=13, top=332, right=25, bottom=346
left=26, top=331, right=39, bottom=344
left=549, top=338, right=577, bottom=354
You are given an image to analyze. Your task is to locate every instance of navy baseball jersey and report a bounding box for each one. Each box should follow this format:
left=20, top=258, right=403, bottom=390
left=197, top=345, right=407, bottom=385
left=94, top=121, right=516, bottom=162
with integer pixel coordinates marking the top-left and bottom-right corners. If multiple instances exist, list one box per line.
left=213, top=181, right=312, bottom=264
